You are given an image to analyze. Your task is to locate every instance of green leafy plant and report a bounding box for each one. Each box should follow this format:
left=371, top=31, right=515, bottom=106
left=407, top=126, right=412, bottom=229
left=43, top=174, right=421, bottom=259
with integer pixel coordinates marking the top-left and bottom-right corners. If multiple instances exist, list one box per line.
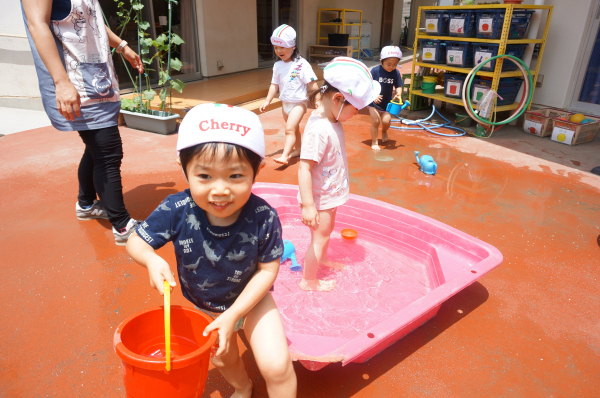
left=112, top=0, right=186, bottom=116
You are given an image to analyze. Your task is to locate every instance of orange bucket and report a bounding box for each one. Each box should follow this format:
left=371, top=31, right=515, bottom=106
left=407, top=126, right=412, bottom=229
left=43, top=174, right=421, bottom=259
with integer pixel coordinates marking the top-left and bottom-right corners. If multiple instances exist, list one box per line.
left=113, top=305, right=217, bottom=398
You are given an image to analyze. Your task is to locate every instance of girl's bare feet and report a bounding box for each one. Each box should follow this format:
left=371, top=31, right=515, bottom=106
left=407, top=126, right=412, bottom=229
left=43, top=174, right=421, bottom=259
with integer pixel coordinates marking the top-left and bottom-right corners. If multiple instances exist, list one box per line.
left=321, top=260, right=345, bottom=271
left=382, top=131, right=389, bottom=143
left=371, top=143, right=381, bottom=151
left=274, top=155, right=289, bottom=165
left=231, top=379, right=253, bottom=398
left=299, top=279, right=336, bottom=292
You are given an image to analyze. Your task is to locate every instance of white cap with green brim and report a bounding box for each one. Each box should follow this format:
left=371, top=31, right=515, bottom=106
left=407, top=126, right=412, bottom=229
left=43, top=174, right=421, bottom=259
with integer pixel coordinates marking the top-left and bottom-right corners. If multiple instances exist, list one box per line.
left=323, top=57, right=381, bottom=110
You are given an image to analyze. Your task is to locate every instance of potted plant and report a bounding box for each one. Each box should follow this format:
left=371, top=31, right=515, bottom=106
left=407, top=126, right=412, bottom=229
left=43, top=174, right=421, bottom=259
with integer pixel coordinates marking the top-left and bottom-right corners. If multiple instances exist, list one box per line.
left=114, top=0, right=186, bottom=134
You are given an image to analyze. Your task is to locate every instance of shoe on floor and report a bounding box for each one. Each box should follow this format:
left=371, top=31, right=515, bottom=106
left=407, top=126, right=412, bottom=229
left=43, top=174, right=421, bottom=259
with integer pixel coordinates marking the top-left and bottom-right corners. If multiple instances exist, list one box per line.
left=113, top=218, right=141, bottom=246
left=76, top=200, right=109, bottom=220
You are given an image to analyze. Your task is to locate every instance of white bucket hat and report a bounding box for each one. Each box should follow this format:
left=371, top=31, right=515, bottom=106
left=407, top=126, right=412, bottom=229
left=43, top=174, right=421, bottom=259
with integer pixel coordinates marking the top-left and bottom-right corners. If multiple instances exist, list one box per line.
left=380, top=46, right=403, bottom=60
left=323, top=57, right=381, bottom=110
left=270, top=24, right=296, bottom=48
left=177, top=103, right=265, bottom=158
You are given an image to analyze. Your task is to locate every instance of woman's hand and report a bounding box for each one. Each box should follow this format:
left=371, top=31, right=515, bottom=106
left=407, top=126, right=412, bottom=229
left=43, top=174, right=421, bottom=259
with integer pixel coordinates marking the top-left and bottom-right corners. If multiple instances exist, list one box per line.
left=121, top=45, right=144, bottom=73
left=301, top=204, right=319, bottom=229
left=146, top=256, right=176, bottom=295
left=259, top=99, right=271, bottom=113
left=374, top=95, right=383, bottom=104
left=203, top=311, right=239, bottom=357
left=55, top=79, right=81, bottom=121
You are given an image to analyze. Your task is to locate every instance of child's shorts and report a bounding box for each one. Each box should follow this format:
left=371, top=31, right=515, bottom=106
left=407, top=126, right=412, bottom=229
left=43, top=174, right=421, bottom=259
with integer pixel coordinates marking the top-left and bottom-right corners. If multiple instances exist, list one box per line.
left=282, top=101, right=307, bottom=115
left=194, top=306, right=245, bottom=332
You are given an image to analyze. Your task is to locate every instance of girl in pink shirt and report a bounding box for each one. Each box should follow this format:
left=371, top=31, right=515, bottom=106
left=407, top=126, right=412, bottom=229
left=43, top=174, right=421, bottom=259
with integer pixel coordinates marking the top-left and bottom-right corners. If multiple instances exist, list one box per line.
left=297, top=58, right=381, bottom=291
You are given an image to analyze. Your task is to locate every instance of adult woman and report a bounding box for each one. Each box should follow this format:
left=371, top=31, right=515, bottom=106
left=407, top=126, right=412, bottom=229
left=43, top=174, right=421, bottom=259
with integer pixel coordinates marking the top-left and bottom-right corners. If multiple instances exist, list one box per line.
left=22, top=0, right=143, bottom=245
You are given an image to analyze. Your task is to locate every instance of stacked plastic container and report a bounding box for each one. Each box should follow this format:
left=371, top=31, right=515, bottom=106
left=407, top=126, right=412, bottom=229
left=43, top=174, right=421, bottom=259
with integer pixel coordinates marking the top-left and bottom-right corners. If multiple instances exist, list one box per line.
left=417, top=7, right=535, bottom=106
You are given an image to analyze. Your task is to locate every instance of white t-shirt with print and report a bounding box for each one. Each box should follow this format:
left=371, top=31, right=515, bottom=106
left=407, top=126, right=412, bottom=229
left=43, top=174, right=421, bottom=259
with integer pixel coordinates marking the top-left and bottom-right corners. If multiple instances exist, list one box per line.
left=297, top=112, right=350, bottom=210
left=271, top=57, right=318, bottom=103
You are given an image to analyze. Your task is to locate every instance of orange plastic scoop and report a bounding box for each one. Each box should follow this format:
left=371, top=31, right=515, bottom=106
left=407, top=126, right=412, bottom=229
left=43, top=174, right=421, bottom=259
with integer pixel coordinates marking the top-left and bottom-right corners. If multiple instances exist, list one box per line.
left=341, top=229, right=357, bottom=240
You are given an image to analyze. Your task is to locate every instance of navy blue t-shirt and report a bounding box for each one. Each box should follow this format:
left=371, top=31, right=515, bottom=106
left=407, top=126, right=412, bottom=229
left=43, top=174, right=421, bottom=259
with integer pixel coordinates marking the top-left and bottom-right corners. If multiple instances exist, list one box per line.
left=136, top=190, right=283, bottom=313
left=369, top=65, right=402, bottom=111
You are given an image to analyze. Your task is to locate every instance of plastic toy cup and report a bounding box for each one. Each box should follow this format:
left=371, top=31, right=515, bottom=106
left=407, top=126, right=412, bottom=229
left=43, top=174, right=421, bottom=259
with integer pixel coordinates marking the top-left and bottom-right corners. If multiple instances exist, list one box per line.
left=341, top=229, right=358, bottom=240
left=114, top=306, right=217, bottom=398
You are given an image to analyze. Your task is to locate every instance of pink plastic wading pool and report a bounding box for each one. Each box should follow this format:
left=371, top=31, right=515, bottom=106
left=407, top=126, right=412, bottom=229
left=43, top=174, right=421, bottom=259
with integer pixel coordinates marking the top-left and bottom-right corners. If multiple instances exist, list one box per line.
left=253, top=183, right=503, bottom=371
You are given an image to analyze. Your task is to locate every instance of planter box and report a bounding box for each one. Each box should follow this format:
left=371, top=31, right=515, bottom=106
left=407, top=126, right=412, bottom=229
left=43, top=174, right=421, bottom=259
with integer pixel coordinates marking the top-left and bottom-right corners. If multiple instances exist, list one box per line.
left=120, top=109, right=180, bottom=135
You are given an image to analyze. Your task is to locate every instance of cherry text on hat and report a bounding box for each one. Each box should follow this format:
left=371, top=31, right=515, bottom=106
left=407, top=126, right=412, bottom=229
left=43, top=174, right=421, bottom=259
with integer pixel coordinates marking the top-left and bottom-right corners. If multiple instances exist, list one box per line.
left=381, top=46, right=403, bottom=60
left=270, top=24, right=296, bottom=48
left=177, top=103, right=265, bottom=158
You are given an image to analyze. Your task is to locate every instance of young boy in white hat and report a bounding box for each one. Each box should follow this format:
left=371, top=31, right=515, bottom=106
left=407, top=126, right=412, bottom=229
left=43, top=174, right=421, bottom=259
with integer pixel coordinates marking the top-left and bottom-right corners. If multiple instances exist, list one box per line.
left=127, top=104, right=296, bottom=397
left=299, top=57, right=381, bottom=291
left=368, top=46, right=403, bottom=151
left=260, top=24, right=320, bottom=165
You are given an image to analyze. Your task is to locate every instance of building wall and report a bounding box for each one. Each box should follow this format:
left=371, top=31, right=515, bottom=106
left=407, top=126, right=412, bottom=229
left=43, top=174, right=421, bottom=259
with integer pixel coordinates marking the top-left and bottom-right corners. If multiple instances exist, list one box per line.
left=299, top=0, right=384, bottom=57
left=196, top=0, right=258, bottom=77
left=390, top=0, right=405, bottom=47
left=529, top=0, right=595, bottom=108
left=0, top=1, right=43, bottom=110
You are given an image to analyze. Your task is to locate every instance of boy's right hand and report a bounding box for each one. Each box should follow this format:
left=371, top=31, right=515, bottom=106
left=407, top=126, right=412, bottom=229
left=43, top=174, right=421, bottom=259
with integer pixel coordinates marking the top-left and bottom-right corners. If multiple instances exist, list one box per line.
left=301, top=205, right=319, bottom=229
left=373, top=95, right=383, bottom=104
left=147, top=256, right=176, bottom=295
left=259, top=100, right=271, bottom=113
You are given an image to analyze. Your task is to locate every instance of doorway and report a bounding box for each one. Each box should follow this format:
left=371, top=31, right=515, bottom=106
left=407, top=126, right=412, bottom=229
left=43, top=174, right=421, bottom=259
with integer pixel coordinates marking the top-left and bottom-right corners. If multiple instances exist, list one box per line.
left=569, top=0, right=600, bottom=115
left=256, top=0, right=298, bottom=68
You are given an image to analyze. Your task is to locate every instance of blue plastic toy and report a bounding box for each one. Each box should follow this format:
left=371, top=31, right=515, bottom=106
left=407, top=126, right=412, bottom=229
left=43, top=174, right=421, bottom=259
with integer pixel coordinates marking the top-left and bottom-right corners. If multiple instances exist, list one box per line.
left=386, top=99, right=411, bottom=116
left=281, top=240, right=301, bottom=271
left=415, top=151, right=437, bottom=175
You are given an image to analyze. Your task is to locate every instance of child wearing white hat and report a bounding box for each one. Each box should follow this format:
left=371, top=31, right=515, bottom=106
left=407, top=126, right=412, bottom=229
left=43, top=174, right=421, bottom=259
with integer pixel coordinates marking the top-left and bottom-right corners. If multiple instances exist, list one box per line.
left=260, top=24, right=320, bottom=165
left=298, top=57, right=381, bottom=291
left=368, top=46, right=403, bottom=151
left=127, top=104, right=297, bottom=397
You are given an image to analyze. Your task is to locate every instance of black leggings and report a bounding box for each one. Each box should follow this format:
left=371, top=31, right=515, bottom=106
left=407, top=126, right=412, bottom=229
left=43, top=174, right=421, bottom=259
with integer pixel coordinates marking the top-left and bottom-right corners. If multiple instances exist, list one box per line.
left=77, top=125, right=130, bottom=230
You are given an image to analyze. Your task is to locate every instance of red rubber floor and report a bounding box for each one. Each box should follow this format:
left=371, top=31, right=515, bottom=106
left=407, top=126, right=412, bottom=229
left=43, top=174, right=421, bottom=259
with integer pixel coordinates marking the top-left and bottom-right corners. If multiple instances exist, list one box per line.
left=1, top=109, right=599, bottom=397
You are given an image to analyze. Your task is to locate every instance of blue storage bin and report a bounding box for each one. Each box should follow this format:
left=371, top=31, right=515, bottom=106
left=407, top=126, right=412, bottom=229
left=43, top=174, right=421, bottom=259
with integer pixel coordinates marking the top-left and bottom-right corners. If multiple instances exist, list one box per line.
left=443, top=73, right=468, bottom=99
left=473, top=43, right=529, bottom=72
left=509, top=10, right=535, bottom=39
left=475, top=9, right=505, bottom=39
left=476, top=10, right=536, bottom=39
left=471, top=77, right=524, bottom=106
left=448, top=10, right=476, bottom=38
left=420, top=39, right=447, bottom=64
left=424, top=10, right=450, bottom=36
left=502, top=44, right=528, bottom=71
left=473, top=43, right=499, bottom=71
left=445, top=41, right=473, bottom=68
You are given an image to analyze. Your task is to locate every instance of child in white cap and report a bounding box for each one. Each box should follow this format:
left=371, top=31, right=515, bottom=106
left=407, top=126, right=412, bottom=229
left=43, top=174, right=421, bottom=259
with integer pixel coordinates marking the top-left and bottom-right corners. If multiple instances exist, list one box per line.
left=368, top=46, right=403, bottom=151
left=298, top=57, right=381, bottom=291
left=260, top=24, right=320, bottom=165
left=127, top=104, right=296, bottom=397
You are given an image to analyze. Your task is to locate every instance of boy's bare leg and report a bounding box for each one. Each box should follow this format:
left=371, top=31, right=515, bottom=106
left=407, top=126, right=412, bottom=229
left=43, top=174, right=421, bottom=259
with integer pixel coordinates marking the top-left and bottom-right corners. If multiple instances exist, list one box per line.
left=210, top=331, right=253, bottom=398
left=300, top=208, right=336, bottom=291
left=381, top=111, right=393, bottom=143
left=368, top=107, right=382, bottom=151
left=275, top=105, right=306, bottom=164
left=245, top=293, right=297, bottom=398
left=320, top=208, right=345, bottom=270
